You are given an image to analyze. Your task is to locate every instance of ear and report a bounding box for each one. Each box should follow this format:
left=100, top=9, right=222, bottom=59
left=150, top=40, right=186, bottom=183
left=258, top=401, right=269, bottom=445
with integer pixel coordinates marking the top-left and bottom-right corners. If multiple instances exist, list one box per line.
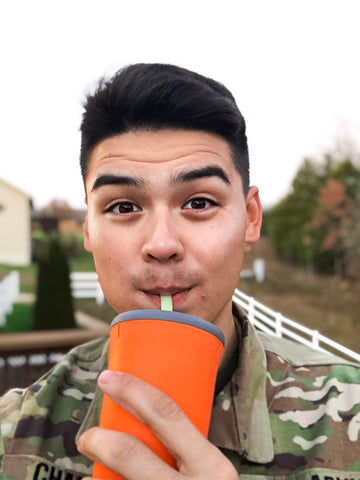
left=83, top=213, right=93, bottom=253
left=245, top=186, right=262, bottom=245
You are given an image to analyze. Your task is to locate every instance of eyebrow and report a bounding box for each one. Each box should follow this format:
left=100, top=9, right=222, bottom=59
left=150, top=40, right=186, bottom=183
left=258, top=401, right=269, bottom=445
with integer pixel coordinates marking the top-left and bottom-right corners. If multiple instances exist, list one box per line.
left=172, top=166, right=230, bottom=185
left=91, top=174, right=145, bottom=192
left=91, top=165, right=230, bottom=193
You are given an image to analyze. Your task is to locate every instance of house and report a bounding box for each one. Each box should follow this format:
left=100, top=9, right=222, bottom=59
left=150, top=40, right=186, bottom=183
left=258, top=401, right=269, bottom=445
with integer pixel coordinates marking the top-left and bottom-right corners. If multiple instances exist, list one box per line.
left=31, top=199, right=85, bottom=235
left=0, top=179, right=32, bottom=266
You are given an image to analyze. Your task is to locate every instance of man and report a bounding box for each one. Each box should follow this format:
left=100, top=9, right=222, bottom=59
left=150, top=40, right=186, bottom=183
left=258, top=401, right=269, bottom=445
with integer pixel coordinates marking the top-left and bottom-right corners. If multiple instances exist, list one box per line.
left=1, top=64, right=360, bottom=480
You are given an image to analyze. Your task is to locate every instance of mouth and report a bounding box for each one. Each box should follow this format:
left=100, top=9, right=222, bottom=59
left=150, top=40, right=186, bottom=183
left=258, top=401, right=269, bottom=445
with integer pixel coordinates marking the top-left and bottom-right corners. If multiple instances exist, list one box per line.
left=142, top=287, right=191, bottom=309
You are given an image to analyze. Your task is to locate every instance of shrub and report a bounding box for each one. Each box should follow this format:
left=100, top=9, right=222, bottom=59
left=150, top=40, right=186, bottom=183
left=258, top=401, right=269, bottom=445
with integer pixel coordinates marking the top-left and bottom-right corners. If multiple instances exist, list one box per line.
left=33, top=236, right=76, bottom=330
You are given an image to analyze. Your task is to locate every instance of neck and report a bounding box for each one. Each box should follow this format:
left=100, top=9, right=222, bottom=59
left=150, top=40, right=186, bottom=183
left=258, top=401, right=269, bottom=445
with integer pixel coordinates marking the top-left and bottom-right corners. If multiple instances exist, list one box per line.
left=219, top=313, right=238, bottom=366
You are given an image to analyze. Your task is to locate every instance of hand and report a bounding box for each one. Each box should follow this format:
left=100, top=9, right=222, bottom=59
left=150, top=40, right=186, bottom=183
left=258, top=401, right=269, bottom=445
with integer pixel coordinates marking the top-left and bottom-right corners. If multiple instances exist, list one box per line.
left=77, top=370, right=238, bottom=479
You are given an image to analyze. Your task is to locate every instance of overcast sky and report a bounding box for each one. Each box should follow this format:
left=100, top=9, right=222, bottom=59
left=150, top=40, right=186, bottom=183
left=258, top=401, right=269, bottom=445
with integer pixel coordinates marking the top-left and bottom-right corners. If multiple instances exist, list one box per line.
left=1, top=0, right=359, bottom=211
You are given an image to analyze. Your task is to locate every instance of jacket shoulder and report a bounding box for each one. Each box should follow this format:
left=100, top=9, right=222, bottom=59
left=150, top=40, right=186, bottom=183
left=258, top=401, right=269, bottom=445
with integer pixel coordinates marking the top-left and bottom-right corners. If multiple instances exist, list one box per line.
left=258, top=330, right=360, bottom=368
left=0, top=336, right=108, bottom=459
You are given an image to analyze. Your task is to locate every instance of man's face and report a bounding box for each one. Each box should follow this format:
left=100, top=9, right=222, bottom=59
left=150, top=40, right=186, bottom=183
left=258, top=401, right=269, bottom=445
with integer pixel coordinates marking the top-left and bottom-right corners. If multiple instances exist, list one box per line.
left=84, top=129, right=261, bottom=334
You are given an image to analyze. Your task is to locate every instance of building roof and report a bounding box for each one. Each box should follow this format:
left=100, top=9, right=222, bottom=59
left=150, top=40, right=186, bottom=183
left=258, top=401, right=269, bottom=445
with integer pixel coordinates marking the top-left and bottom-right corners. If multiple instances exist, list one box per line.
left=0, top=178, right=32, bottom=200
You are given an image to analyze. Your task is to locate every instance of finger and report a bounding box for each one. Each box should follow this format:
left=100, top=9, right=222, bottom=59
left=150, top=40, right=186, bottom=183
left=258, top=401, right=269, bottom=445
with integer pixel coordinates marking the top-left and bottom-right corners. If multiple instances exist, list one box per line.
left=78, top=427, right=181, bottom=480
left=97, top=371, right=235, bottom=477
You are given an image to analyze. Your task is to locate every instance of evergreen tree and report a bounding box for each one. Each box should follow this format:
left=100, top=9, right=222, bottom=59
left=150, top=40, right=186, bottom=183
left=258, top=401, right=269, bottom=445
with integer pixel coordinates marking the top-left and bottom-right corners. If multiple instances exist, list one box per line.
left=266, top=153, right=360, bottom=278
left=33, top=236, right=76, bottom=330
left=267, top=159, right=325, bottom=263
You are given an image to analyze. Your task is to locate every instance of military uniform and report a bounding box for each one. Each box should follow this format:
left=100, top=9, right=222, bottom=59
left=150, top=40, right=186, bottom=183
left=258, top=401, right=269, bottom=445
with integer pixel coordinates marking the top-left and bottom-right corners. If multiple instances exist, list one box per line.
left=1, top=305, right=360, bottom=480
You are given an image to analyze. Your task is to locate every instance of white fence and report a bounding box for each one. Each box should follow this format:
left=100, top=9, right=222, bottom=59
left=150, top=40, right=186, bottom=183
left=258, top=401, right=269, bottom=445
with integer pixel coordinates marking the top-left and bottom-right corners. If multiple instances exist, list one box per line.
left=1, top=269, right=359, bottom=363
left=69, top=274, right=360, bottom=363
left=70, top=271, right=105, bottom=305
left=0, top=271, right=20, bottom=326
left=233, top=288, right=360, bottom=363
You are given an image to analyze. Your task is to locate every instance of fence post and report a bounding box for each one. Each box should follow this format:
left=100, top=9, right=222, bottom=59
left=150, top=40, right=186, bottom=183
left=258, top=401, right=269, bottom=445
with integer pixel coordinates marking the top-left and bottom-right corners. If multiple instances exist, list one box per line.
left=12, top=270, right=20, bottom=300
left=0, top=283, right=5, bottom=327
left=248, top=296, right=255, bottom=323
left=275, top=313, right=283, bottom=337
left=3, top=276, right=10, bottom=314
left=253, top=258, right=265, bottom=283
left=7, top=271, right=19, bottom=315
left=0, top=271, right=20, bottom=326
left=96, top=282, right=105, bottom=305
left=312, top=330, right=319, bottom=349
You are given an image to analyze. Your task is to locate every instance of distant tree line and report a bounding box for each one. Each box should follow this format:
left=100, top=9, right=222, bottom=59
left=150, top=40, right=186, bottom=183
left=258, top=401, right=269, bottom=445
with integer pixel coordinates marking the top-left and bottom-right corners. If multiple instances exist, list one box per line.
left=264, top=151, right=360, bottom=278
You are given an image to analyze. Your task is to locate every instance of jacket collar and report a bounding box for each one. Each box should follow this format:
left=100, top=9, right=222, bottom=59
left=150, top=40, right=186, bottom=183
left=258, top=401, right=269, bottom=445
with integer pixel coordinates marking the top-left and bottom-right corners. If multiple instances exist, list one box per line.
left=208, top=304, right=274, bottom=464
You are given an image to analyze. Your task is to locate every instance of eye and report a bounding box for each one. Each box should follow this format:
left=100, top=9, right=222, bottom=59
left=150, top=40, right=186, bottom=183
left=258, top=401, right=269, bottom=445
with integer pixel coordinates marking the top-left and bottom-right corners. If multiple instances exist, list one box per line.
left=183, top=197, right=217, bottom=210
left=107, top=201, right=141, bottom=214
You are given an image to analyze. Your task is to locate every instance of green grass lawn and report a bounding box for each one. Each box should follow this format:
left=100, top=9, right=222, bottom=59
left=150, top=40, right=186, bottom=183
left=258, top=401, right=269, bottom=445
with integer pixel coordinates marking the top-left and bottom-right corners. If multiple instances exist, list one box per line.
left=0, top=263, right=38, bottom=294
left=0, top=304, right=33, bottom=332
left=0, top=300, right=112, bottom=333
left=0, top=251, right=95, bottom=294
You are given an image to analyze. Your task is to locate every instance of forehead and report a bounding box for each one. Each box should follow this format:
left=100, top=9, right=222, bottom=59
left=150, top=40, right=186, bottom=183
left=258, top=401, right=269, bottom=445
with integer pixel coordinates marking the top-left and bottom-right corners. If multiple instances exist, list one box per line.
left=87, top=129, right=237, bottom=177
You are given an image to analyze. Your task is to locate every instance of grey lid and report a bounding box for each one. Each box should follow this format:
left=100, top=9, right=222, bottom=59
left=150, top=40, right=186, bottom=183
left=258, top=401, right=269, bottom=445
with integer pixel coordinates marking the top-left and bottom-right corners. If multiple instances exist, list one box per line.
left=111, top=309, right=225, bottom=345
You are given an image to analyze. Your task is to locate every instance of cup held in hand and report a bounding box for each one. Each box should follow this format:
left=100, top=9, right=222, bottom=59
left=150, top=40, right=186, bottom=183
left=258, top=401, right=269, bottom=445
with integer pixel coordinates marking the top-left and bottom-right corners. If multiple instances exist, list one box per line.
left=93, top=309, right=225, bottom=480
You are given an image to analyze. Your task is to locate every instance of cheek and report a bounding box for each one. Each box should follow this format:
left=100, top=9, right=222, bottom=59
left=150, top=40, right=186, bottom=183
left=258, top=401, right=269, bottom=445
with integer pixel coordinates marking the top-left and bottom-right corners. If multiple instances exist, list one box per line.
left=93, top=234, right=134, bottom=270
left=90, top=231, right=136, bottom=311
left=197, top=220, right=246, bottom=276
left=88, top=215, right=132, bottom=260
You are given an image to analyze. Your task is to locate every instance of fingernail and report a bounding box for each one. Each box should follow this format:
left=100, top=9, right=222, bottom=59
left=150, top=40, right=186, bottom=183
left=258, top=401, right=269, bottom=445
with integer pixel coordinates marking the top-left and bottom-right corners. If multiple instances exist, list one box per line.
left=99, top=370, right=117, bottom=384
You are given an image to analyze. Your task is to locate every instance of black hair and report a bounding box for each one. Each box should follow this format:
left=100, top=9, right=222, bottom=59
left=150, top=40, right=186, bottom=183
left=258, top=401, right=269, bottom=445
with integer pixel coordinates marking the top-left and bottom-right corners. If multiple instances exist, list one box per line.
left=80, top=63, right=249, bottom=194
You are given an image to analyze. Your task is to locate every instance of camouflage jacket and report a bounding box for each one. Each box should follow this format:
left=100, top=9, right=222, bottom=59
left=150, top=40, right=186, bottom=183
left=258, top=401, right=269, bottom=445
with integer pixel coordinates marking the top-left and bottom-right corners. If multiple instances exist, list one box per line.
left=1, top=305, right=360, bottom=480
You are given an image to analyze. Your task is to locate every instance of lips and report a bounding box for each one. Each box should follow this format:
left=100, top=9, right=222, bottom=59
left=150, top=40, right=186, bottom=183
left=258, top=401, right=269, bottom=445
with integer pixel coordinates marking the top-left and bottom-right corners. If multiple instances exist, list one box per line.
left=142, top=287, right=191, bottom=309
left=145, top=287, right=189, bottom=296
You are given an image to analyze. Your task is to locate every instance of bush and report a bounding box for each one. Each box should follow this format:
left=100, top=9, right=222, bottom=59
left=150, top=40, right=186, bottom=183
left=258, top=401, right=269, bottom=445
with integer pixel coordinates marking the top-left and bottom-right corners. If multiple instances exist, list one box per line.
left=266, top=156, right=360, bottom=277
left=33, top=237, right=76, bottom=330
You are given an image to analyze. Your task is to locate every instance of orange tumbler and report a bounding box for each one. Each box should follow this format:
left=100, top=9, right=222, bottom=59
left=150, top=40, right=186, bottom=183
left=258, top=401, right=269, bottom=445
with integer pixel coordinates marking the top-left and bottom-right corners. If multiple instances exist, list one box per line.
left=92, top=309, right=225, bottom=480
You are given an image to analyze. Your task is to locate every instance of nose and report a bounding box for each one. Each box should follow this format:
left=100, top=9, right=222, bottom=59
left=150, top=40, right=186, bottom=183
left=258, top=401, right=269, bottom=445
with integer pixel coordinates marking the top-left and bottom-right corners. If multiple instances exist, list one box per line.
left=141, top=213, right=184, bottom=263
